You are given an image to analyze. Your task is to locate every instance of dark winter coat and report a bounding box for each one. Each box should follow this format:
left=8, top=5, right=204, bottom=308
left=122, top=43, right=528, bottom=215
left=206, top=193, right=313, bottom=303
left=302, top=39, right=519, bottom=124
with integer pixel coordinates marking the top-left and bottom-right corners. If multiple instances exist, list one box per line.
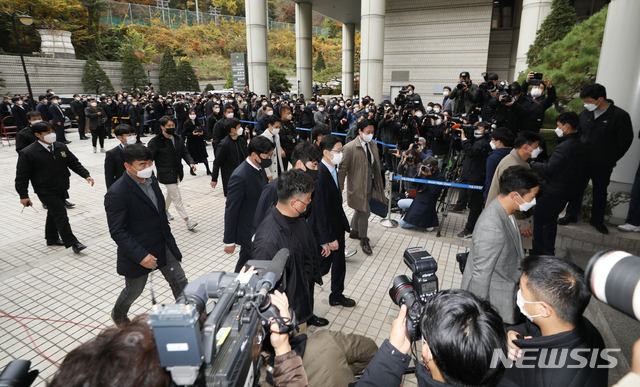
left=578, top=100, right=633, bottom=167
left=212, top=135, right=248, bottom=196
left=402, top=170, right=445, bottom=228
left=459, top=135, right=491, bottom=184
left=484, top=147, right=512, bottom=200
left=147, top=133, right=195, bottom=184
left=182, top=120, right=209, bottom=163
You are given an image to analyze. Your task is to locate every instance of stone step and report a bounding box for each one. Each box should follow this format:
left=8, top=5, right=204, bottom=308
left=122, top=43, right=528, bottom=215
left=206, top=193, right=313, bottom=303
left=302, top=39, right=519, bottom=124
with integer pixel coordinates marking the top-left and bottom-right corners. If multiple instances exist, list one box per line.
left=556, top=221, right=640, bottom=256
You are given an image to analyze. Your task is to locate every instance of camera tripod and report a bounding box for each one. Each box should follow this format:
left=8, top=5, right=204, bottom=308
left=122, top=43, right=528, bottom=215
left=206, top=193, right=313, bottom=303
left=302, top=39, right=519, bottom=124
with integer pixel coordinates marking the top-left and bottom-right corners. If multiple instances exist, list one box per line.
left=435, top=138, right=467, bottom=237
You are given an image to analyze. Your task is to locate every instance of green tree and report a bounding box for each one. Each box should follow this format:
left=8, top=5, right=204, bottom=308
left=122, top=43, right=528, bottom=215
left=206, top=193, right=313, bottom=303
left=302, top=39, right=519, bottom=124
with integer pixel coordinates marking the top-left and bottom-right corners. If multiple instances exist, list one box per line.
left=224, top=70, right=233, bottom=89
left=159, top=49, right=179, bottom=93
left=269, top=65, right=291, bottom=93
left=204, top=83, right=215, bottom=92
left=322, top=19, right=342, bottom=39
left=177, top=60, right=200, bottom=91
left=314, top=51, right=326, bottom=72
left=519, top=6, right=607, bottom=126
left=526, top=0, right=577, bottom=67
left=82, top=58, right=114, bottom=94
left=121, top=50, right=148, bottom=91
left=78, top=0, right=107, bottom=53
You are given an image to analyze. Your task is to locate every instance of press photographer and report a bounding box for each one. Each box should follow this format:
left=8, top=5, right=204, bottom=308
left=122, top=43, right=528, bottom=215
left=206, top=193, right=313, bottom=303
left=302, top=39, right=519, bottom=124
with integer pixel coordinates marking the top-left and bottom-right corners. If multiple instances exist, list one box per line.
left=491, top=82, right=534, bottom=135
left=448, top=71, right=478, bottom=116
left=475, top=72, right=501, bottom=123
left=377, top=106, right=402, bottom=168
left=397, top=157, right=444, bottom=230
left=428, top=113, right=451, bottom=171
left=521, top=72, right=557, bottom=133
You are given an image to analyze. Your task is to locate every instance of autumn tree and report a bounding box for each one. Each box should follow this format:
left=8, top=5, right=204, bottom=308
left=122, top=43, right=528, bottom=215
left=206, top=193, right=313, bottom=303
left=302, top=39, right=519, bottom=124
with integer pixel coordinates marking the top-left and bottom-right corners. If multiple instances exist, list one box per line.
left=82, top=58, right=115, bottom=94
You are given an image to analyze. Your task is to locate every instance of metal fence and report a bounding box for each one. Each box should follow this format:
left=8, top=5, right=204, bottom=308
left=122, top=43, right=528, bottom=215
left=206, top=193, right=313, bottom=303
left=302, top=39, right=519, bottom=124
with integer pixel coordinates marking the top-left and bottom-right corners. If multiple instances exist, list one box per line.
left=100, top=0, right=329, bottom=37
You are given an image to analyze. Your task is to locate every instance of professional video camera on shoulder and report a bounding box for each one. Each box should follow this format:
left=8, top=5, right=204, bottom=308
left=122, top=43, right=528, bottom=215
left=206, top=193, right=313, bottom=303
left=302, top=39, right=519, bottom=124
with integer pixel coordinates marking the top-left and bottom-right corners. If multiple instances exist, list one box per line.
left=389, top=247, right=439, bottom=341
left=148, top=249, right=295, bottom=387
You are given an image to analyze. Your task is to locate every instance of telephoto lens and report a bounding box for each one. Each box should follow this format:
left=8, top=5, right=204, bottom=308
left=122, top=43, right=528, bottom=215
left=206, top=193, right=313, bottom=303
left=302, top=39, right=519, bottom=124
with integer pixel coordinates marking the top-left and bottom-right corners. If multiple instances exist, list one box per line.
left=389, top=275, right=423, bottom=341
left=585, top=250, right=640, bottom=321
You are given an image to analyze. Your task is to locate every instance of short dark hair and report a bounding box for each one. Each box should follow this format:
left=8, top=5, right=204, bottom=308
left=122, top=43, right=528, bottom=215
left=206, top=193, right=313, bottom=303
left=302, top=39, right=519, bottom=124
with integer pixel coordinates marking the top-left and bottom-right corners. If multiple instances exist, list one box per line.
left=114, top=124, right=135, bottom=137
left=490, top=127, right=514, bottom=147
left=121, top=144, right=153, bottom=164
left=556, top=112, right=579, bottom=130
left=279, top=105, right=291, bottom=115
left=11, top=96, right=20, bottom=103
left=248, top=135, right=274, bottom=155
left=580, top=83, right=606, bottom=100
left=514, top=131, right=542, bottom=149
left=311, top=124, right=330, bottom=142
left=27, top=110, right=42, bottom=120
left=158, top=116, right=173, bottom=127
left=420, top=289, right=507, bottom=387
left=277, top=169, right=314, bottom=203
left=38, top=95, right=47, bottom=102
left=267, top=115, right=281, bottom=126
left=47, top=315, right=169, bottom=387
left=31, top=121, right=54, bottom=135
left=291, top=142, right=322, bottom=166
left=319, top=134, right=341, bottom=152
left=443, top=87, right=451, bottom=92
left=498, top=165, right=539, bottom=196
left=407, top=84, right=415, bottom=91
left=225, top=118, right=241, bottom=133
left=223, top=104, right=234, bottom=112
left=522, top=255, right=591, bottom=326
left=357, top=119, right=373, bottom=131
left=422, top=156, right=438, bottom=171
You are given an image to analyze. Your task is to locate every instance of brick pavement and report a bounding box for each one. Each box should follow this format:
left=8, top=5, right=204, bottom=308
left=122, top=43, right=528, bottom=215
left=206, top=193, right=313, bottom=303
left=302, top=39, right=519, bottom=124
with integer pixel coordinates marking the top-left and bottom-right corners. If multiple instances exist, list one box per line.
left=0, top=131, right=471, bottom=386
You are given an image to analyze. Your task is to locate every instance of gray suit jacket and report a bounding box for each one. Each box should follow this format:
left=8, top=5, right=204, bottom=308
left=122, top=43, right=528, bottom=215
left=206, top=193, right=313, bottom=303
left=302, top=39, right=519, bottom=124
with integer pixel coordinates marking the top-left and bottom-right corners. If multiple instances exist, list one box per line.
left=461, top=198, right=525, bottom=324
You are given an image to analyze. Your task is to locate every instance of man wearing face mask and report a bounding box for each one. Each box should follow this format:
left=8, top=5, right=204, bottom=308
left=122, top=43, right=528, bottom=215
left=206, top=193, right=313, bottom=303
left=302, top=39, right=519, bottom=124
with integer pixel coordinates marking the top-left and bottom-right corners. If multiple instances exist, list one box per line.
left=71, top=94, right=88, bottom=140
left=279, top=105, right=297, bottom=170
left=495, top=82, right=534, bottom=136
left=520, top=73, right=556, bottom=133
left=429, top=113, right=451, bottom=171
left=314, top=100, right=329, bottom=126
left=448, top=72, right=478, bottom=116
left=211, top=104, right=236, bottom=151
left=357, top=289, right=516, bottom=387
left=224, top=136, right=273, bottom=272
left=558, top=83, right=633, bottom=234
left=85, top=98, right=107, bottom=153
left=105, top=124, right=137, bottom=189
left=442, top=86, right=453, bottom=112
left=15, top=121, right=94, bottom=253
left=339, top=120, right=386, bottom=256
left=474, top=72, right=500, bottom=123
left=484, top=127, right=515, bottom=202
left=147, top=116, right=198, bottom=231
left=15, top=111, right=42, bottom=153
left=211, top=118, right=249, bottom=196
left=462, top=166, right=539, bottom=324
left=529, top=113, right=586, bottom=255
left=255, top=103, right=274, bottom=135
left=48, top=95, right=69, bottom=144
left=504, top=255, right=607, bottom=387
left=260, top=115, right=285, bottom=180
left=452, top=122, right=492, bottom=239
left=11, top=96, right=29, bottom=130
left=105, top=144, right=188, bottom=326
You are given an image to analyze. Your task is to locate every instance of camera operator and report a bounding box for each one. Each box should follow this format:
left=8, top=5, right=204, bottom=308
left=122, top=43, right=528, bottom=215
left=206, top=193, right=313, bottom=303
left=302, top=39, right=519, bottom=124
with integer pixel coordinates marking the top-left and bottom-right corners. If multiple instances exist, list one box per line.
left=403, top=110, right=427, bottom=149
left=357, top=289, right=515, bottom=387
left=475, top=72, right=500, bottom=123
left=429, top=113, right=451, bottom=171
left=521, top=72, right=557, bottom=133
left=448, top=71, right=478, bottom=116
left=397, top=157, right=444, bottom=230
left=452, top=122, right=492, bottom=239
left=504, top=255, right=607, bottom=387
left=492, top=82, right=534, bottom=136
left=377, top=106, right=402, bottom=167
left=331, top=100, right=349, bottom=134
left=404, top=84, right=425, bottom=113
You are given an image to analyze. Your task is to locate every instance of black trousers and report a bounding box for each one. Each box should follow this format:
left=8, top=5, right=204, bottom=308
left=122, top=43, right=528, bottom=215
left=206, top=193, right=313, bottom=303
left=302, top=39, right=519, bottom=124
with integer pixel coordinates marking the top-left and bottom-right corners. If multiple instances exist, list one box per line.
left=54, top=124, right=66, bottom=142
left=37, top=192, right=78, bottom=247
left=464, top=186, right=485, bottom=232
left=90, top=127, right=106, bottom=148
left=566, top=162, right=614, bottom=223
left=320, top=235, right=346, bottom=302
left=77, top=117, right=85, bottom=138
left=234, top=244, right=253, bottom=273
left=532, top=191, right=567, bottom=255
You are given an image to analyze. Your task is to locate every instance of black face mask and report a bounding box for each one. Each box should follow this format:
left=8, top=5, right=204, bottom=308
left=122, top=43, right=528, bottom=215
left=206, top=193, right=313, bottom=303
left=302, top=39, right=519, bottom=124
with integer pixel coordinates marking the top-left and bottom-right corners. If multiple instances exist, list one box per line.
left=305, top=168, right=318, bottom=181
left=164, top=127, right=175, bottom=135
left=257, top=156, right=272, bottom=169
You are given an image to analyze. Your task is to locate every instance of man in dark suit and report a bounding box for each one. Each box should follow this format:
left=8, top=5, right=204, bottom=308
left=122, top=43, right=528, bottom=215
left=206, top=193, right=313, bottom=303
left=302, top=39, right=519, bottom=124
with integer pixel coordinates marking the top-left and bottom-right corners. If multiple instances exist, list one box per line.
left=15, top=122, right=94, bottom=253
left=105, top=124, right=136, bottom=189
left=104, top=144, right=188, bottom=325
left=0, top=96, right=11, bottom=120
left=211, top=118, right=248, bottom=196
left=10, top=96, right=28, bottom=130
left=71, top=94, right=88, bottom=140
left=212, top=104, right=236, bottom=151
left=48, top=95, right=69, bottom=144
left=36, top=95, right=52, bottom=123
left=223, top=136, right=273, bottom=272
left=15, top=111, right=41, bottom=153
left=152, top=96, right=165, bottom=135
left=311, top=135, right=356, bottom=308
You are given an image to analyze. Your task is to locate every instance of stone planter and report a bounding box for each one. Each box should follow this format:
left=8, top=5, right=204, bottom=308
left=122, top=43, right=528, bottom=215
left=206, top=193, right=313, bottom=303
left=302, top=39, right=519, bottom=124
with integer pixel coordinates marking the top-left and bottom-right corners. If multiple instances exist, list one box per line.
left=37, top=29, right=76, bottom=59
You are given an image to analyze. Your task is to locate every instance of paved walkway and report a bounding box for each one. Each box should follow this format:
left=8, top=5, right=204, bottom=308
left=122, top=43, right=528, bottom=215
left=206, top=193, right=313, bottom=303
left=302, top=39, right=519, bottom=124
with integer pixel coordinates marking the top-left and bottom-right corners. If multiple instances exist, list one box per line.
left=0, top=131, right=471, bottom=386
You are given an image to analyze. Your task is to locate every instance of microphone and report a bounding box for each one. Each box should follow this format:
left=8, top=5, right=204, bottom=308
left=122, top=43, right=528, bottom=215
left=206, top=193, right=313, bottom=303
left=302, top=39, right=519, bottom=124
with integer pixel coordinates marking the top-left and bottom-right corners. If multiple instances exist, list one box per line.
left=256, top=248, right=290, bottom=307
left=451, top=124, right=461, bottom=129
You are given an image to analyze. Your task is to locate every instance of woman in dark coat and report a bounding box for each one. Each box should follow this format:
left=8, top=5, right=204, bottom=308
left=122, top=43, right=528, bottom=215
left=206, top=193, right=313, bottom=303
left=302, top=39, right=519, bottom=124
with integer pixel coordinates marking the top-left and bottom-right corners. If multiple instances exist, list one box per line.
left=399, top=158, right=445, bottom=230
left=183, top=109, right=210, bottom=175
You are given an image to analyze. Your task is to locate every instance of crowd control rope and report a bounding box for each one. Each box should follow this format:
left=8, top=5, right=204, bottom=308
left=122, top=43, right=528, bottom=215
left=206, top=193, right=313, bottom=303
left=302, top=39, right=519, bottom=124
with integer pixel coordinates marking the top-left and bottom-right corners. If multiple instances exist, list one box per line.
left=393, top=175, right=483, bottom=190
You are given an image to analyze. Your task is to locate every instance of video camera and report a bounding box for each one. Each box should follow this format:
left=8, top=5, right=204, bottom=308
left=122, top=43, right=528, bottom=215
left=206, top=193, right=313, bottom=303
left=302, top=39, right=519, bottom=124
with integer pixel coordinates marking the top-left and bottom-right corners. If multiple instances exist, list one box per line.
left=389, top=247, right=439, bottom=341
left=149, top=249, right=294, bottom=386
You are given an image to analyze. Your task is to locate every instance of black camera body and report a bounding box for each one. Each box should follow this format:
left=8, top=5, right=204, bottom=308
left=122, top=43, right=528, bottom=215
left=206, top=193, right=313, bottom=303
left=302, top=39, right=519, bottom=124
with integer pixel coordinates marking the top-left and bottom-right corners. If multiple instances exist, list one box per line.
left=532, top=72, right=543, bottom=80
left=499, top=91, right=512, bottom=104
left=456, top=80, right=468, bottom=90
left=389, top=247, right=439, bottom=341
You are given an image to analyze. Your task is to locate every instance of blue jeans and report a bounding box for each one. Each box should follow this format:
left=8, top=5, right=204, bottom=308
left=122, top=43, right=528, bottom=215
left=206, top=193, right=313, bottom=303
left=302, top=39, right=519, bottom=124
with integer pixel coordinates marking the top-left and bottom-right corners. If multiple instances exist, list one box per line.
left=398, top=199, right=416, bottom=228
left=627, top=161, right=640, bottom=226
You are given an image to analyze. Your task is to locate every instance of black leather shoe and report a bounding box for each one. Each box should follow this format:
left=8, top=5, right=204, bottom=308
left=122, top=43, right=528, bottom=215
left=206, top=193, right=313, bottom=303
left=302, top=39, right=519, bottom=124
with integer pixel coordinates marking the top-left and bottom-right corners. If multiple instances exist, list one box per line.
left=557, top=215, right=577, bottom=225
left=349, top=231, right=361, bottom=240
left=329, top=297, right=356, bottom=308
left=80, top=137, right=89, bottom=140
left=47, top=239, right=65, bottom=246
left=590, top=221, right=609, bottom=234
left=72, top=242, right=86, bottom=253
left=63, top=140, right=72, bottom=144
left=307, top=315, right=329, bottom=327
left=65, top=200, right=75, bottom=208
left=450, top=205, right=465, bottom=212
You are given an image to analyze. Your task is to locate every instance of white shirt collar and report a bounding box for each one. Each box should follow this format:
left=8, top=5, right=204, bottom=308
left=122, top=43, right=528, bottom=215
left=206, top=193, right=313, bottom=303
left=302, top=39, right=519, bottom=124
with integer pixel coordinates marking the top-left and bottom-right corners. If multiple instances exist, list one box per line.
left=246, top=157, right=261, bottom=171
left=358, top=135, right=373, bottom=163
left=321, top=158, right=337, bottom=174
left=38, top=140, right=52, bottom=151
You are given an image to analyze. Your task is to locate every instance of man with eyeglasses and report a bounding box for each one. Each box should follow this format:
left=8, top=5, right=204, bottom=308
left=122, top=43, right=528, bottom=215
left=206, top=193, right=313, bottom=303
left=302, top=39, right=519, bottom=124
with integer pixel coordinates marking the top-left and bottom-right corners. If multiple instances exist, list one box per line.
left=223, top=136, right=274, bottom=272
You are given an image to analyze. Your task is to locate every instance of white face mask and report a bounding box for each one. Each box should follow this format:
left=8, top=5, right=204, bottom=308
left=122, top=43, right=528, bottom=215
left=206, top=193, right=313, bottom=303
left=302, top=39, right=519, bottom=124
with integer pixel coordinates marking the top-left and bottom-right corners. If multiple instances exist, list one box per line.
left=435, top=119, right=442, bottom=126
left=354, top=107, right=360, bottom=113
left=226, top=113, right=234, bottom=119
left=339, top=102, right=345, bottom=107
left=189, top=115, right=197, bottom=120
left=426, top=106, right=433, bottom=112
left=134, top=165, right=153, bottom=179
left=433, top=108, right=441, bottom=113
left=236, top=127, right=244, bottom=136
left=30, top=119, right=42, bottom=124
left=75, top=97, right=80, bottom=101
left=272, top=127, right=280, bottom=135
left=331, top=152, right=343, bottom=165
left=415, top=111, right=423, bottom=118
left=514, top=193, right=536, bottom=212
left=443, top=91, right=449, bottom=97
left=555, top=124, right=566, bottom=138
left=333, top=105, right=339, bottom=111
left=531, top=88, right=543, bottom=98
left=474, top=130, right=483, bottom=138
left=125, top=136, right=137, bottom=146
left=583, top=98, right=600, bottom=112
left=517, top=289, right=543, bottom=322
left=266, top=110, right=274, bottom=116
left=43, top=132, right=57, bottom=144
left=132, top=101, right=138, bottom=106
left=122, top=101, right=127, bottom=105
left=490, top=141, right=497, bottom=150
left=17, top=101, right=23, bottom=105
left=530, top=146, right=542, bottom=159
left=319, top=107, right=325, bottom=112
left=361, top=132, right=373, bottom=143
left=91, top=102, right=97, bottom=107
left=51, top=100, right=59, bottom=105
left=214, top=108, right=220, bottom=113
left=262, top=102, right=268, bottom=106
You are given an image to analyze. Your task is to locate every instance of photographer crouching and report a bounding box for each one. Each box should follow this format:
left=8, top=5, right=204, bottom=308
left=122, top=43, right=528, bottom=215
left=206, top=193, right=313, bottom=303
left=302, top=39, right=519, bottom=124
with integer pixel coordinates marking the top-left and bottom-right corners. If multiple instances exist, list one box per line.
left=357, top=289, right=516, bottom=387
left=397, top=157, right=444, bottom=230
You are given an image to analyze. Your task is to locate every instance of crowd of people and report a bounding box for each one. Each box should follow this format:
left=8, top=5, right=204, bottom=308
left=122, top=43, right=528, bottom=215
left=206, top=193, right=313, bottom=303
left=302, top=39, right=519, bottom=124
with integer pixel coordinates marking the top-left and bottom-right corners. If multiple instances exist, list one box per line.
left=7, top=73, right=640, bottom=387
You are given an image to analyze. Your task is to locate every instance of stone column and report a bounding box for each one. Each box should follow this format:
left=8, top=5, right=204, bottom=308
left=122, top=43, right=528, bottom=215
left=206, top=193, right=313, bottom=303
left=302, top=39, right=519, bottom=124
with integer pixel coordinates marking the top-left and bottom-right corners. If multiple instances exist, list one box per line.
left=360, top=0, right=385, bottom=103
left=295, top=2, right=313, bottom=97
left=596, top=0, right=640, bottom=220
left=245, top=0, right=269, bottom=96
left=513, top=0, right=552, bottom=76
left=342, top=23, right=355, bottom=98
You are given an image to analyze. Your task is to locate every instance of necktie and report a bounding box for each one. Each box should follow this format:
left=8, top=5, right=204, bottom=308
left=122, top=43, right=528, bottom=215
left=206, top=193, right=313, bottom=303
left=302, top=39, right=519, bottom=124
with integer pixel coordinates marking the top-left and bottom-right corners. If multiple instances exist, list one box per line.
left=365, top=143, right=372, bottom=164
left=48, top=145, right=53, bottom=154
left=331, top=168, right=339, bottom=188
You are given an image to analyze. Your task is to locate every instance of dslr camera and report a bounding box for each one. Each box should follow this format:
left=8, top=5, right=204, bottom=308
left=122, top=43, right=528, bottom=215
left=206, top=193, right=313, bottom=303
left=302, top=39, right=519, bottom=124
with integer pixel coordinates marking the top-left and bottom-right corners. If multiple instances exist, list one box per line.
left=456, top=80, right=469, bottom=90
left=389, top=247, right=439, bottom=341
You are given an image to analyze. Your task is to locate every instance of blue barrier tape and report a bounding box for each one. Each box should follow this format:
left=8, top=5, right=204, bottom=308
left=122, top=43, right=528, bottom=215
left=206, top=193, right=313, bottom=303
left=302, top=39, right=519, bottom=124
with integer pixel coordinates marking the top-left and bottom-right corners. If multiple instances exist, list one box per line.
left=393, top=175, right=483, bottom=190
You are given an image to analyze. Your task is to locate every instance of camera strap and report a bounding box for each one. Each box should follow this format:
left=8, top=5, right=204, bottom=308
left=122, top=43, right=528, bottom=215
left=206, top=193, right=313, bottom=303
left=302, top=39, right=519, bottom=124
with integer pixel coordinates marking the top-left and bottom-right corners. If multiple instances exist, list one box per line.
left=530, top=96, right=543, bottom=110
